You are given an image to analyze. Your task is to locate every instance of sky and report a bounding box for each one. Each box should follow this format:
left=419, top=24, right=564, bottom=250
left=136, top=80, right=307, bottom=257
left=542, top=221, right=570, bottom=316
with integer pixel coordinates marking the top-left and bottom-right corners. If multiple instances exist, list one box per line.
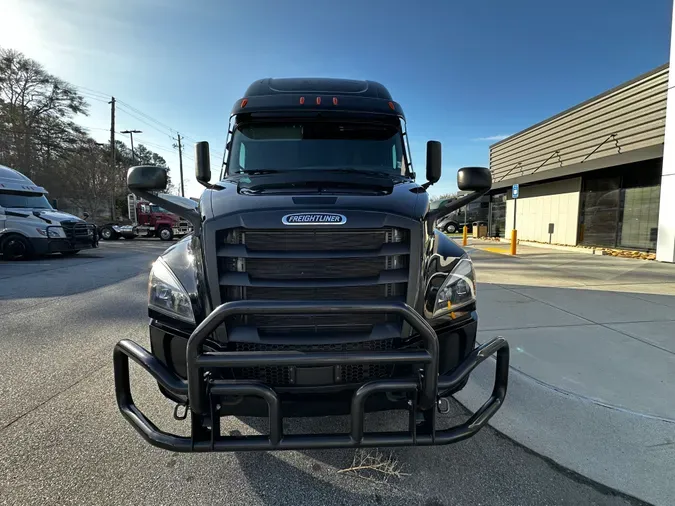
left=1, top=0, right=673, bottom=199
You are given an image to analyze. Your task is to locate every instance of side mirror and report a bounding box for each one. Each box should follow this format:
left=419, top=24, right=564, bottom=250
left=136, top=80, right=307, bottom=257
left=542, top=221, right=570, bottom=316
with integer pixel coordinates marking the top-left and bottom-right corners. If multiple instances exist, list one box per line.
left=426, top=140, right=442, bottom=185
left=426, top=166, right=492, bottom=233
left=83, top=212, right=90, bottom=219
left=195, top=141, right=211, bottom=187
left=457, top=166, right=492, bottom=192
left=51, top=199, right=58, bottom=209
left=127, top=165, right=168, bottom=191
left=124, top=168, right=201, bottom=234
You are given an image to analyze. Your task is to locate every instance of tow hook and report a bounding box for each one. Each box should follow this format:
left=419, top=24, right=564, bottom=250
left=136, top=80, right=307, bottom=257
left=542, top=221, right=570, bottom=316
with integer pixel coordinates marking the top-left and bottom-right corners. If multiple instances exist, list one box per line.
left=173, top=402, right=189, bottom=420
left=437, top=397, right=450, bottom=414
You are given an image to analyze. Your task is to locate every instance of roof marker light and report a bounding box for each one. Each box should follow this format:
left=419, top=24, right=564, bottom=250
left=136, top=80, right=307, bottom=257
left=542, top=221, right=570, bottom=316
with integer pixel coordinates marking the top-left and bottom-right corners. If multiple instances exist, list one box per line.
left=241, top=99, right=248, bottom=108
left=299, top=97, right=305, bottom=105
left=388, top=101, right=395, bottom=110
left=332, top=97, right=338, bottom=105
left=316, top=97, right=321, bottom=105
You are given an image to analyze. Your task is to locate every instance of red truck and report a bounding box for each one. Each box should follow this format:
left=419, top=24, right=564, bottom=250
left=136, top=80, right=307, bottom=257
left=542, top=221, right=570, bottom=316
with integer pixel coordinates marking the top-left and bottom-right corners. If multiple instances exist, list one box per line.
left=98, top=193, right=195, bottom=241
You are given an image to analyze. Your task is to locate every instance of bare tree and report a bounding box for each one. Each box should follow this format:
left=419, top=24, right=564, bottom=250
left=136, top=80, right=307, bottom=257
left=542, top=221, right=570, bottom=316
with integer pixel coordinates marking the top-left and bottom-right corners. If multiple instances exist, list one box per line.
left=0, top=47, right=87, bottom=183
left=0, top=47, right=179, bottom=215
left=55, top=137, right=112, bottom=219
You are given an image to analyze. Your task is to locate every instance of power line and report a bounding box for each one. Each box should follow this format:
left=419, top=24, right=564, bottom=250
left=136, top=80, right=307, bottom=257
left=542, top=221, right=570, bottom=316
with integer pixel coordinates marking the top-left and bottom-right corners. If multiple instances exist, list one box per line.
left=116, top=104, right=173, bottom=138
left=75, top=85, right=204, bottom=143
left=73, top=84, right=223, bottom=168
left=137, top=139, right=176, bottom=153
left=76, top=90, right=111, bottom=105
left=117, top=99, right=178, bottom=134
left=74, top=84, right=111, bottom=99
left=80, top=94, right=110, bottom=105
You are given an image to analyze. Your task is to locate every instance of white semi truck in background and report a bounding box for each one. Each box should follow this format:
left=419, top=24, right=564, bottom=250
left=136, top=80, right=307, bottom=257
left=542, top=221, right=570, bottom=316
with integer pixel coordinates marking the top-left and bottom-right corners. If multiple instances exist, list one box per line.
left=0, top=164, right=97, bottom=260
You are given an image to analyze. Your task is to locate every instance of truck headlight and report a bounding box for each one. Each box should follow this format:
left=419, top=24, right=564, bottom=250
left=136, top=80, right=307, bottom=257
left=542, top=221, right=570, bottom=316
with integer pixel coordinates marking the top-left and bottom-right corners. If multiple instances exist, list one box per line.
left=433, top=256, right=476, bottom=317
left=148, top=258, right=195, bottom=323
left=36, top=227, right=64, bottom=238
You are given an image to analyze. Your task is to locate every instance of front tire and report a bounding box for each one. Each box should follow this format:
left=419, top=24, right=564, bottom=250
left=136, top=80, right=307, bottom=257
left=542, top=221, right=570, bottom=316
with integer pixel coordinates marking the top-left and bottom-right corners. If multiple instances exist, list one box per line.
left=444, top=222, right=459, bottom=234
left=1, top=234, right=33, bottom=260
left=158, top=227, right=174, bottom=241
left=100, top=226, right=118, bottom=241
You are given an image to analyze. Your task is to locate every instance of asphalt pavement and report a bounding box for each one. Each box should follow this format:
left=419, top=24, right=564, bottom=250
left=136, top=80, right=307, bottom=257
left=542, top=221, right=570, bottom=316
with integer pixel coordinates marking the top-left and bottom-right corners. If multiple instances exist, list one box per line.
left=457, top=239, right=675, bottom=506
left=0, top=241, right=648, bottom=506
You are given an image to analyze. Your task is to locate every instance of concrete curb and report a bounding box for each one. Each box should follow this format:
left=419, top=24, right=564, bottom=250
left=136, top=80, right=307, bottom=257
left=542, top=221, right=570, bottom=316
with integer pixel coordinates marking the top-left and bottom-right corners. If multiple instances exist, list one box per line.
left=454, top=358, right=673, bottom=506
left=490, top=237, right=598, bottom=254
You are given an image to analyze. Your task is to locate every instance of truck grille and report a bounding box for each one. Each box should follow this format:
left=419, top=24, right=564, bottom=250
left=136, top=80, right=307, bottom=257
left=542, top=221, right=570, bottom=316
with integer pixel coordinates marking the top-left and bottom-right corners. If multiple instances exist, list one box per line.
left=215, top=227, right=410, bottom=331
left=242, top=230, right=387, bottom=251
left=232, top=339, right=396, bottom=385
left=61, top=221, right=91, bottom=240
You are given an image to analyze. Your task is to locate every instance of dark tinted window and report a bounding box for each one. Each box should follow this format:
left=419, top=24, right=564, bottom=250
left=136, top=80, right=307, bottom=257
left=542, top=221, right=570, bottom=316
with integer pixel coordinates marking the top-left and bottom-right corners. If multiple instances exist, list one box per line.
left=0, top=190, right=52, bottom=209
left=579, top=158, right=661, bottom=251
left=228, top=121, right=405, bottom=175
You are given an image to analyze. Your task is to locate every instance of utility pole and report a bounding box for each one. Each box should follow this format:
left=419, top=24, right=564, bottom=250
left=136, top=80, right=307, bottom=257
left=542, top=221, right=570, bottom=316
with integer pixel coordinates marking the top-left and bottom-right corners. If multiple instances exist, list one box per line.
left=109, top=97, right=116, bottom=221
left=121, top=129, right=142, bottom=163
left=173, top=133, right=185, bottom=196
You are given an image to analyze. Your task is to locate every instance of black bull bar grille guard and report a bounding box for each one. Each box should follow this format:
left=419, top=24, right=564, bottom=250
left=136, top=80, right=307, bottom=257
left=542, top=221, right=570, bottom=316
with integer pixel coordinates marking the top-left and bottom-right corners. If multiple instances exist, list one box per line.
left=113, top=300, right=510, bottom=452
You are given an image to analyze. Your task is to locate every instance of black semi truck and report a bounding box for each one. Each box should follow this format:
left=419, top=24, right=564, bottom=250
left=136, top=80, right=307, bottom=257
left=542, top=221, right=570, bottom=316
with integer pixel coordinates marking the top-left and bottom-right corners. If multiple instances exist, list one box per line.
left=113, top=78, right=510, bottom=452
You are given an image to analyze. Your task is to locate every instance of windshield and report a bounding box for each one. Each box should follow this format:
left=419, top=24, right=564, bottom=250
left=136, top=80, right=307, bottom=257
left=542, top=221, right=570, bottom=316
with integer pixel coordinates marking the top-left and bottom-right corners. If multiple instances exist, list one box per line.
left=150, top=205, right=169, bottom=213
left=227, top=121, right=406, bottom=176
left=0, top=190, right=52, bottom=209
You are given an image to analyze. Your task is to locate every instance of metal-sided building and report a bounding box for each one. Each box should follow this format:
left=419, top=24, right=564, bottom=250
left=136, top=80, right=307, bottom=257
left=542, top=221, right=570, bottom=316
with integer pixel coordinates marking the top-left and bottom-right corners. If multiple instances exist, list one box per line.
left=487, top=63, right=673, bottom=261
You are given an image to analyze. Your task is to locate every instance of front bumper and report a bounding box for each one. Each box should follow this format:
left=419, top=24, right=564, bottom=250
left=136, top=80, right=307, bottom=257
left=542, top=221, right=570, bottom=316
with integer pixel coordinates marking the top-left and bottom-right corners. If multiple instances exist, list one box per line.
left=31, top=224, right=98, bottom=254
left=173, top=226, right=192, bottom=236
left=113, top=300, right=509, bottom=452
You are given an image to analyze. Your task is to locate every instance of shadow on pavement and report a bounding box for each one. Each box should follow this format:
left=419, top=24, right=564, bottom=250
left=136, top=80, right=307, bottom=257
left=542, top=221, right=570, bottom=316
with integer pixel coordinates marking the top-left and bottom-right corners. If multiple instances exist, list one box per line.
left=234, top=449, right=409, bottom=506
left=230, top=399, right=636, bottom=506
left=0, top=247, right=160, bottom=300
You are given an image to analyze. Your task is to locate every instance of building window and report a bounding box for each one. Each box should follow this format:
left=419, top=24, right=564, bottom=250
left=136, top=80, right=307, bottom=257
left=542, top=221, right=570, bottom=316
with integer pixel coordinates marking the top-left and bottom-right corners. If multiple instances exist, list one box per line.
left=489, top=192, right=507, bottom=238
left=579, top=158, right=661, bottom=251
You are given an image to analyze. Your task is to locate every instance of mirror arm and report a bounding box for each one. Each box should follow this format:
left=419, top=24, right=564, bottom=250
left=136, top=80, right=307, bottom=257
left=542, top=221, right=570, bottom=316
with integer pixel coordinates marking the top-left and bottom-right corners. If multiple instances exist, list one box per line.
left=130, top=188, right=202, bottom=235
left=425, top=188, right=490, bottom=234
left=198, top=180, right=217, bottom=190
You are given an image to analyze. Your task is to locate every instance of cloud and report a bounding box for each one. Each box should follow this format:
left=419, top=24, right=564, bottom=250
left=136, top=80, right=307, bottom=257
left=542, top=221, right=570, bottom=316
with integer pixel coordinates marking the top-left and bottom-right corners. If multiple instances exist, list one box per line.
left=472, top=134, right=511, bottom=142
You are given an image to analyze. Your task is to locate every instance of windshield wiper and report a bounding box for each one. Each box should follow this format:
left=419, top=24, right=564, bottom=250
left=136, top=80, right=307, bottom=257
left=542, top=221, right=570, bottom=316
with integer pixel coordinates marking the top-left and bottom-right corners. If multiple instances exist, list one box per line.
left=321, top=167, right=405, bottom=178
left=238, top=167, right=406, bottom=178
left=237, top=169, right=281, bottom=175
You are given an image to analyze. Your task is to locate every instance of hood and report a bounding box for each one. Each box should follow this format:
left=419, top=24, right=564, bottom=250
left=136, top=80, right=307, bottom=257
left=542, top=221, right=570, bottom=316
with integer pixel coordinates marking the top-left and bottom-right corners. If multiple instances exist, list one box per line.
left=4, top=208, right=86, bottom=225
left=205, top=178, right=429, bottom=221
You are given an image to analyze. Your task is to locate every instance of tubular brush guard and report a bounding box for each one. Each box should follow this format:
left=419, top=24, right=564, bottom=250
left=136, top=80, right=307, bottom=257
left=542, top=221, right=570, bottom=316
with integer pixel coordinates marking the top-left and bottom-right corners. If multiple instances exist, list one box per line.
left=113, top=300, right=509, bottom=452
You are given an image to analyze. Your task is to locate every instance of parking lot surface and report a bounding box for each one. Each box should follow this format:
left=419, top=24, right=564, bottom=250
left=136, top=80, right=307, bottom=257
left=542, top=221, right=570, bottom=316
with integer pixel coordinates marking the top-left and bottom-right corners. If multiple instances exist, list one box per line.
left=457, top=240, right=675, bottom=506
left=0, top=242, right=646, bottom=506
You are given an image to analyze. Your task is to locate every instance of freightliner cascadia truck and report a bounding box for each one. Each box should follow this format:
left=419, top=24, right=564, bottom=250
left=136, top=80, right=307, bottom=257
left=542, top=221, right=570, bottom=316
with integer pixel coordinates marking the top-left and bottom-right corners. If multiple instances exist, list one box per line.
left=113, top=78, right=510, bottom=452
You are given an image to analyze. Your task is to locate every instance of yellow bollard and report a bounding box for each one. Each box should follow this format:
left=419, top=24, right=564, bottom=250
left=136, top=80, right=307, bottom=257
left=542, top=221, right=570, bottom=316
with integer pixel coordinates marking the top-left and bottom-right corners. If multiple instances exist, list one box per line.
left=462, top=226, right=468, bottom=246
left=510, top=229, right=517, bottom=255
